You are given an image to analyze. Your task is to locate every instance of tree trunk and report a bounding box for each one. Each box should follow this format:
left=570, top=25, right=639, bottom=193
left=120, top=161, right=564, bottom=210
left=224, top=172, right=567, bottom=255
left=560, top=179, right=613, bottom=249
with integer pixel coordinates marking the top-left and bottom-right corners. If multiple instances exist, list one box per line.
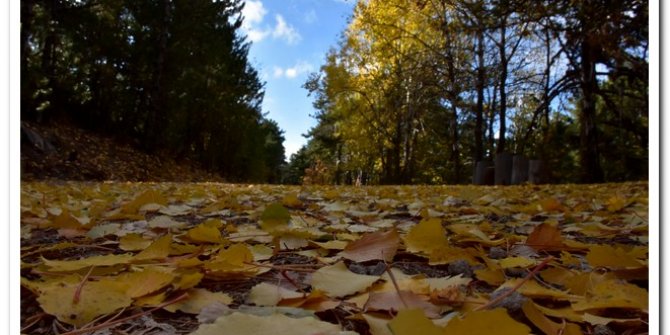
left=21, top=0, right=35, bottom=118
left=579, top=34, right=604, bottom=183
left=145, top=0, right=171, bottom=149
left=497, top=21, right=508, bottom=154
left=474, top=28, right=485, bottom=162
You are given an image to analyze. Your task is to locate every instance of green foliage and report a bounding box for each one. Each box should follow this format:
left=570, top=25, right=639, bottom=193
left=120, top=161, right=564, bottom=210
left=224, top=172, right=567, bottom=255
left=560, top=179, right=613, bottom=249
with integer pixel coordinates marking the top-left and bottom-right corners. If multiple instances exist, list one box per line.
left=21, top=0, right=285, bottom=183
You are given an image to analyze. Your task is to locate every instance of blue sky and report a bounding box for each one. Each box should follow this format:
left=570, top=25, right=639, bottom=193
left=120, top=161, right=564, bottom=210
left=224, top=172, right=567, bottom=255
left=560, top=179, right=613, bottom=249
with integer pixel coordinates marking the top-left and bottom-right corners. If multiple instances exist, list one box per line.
left=239, top=0, right=355, bottom=159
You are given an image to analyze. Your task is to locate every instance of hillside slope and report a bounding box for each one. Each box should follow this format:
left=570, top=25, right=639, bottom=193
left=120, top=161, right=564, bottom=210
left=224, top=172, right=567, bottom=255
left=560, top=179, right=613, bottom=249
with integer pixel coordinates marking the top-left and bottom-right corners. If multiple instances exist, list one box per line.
left=21, top=122, right=224, bottom=182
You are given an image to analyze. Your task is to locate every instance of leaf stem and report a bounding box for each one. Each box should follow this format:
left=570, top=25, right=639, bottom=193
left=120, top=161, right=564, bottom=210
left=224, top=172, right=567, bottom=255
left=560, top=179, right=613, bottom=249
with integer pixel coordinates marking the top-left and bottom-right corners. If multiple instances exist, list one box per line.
left=60, top=292, right=189, bottom=335
left=475, top=256, right=554, bottom=311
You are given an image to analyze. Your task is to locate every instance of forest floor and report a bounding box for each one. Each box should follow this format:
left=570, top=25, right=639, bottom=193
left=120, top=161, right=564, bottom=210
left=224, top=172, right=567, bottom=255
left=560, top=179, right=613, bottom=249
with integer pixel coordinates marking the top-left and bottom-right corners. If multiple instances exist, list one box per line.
left=20, top=123, right=649, bottom=335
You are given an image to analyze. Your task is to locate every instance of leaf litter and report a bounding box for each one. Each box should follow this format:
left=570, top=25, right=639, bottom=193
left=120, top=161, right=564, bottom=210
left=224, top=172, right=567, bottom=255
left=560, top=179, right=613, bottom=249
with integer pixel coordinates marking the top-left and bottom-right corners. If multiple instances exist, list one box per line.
left=20, top=181, right=649, bottom=334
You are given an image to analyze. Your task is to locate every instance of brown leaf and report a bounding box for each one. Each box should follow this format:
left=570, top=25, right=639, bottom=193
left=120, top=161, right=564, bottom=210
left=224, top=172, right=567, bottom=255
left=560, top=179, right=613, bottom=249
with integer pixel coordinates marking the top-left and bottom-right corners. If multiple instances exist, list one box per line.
left=340, top=229, right=400, bottom=262
left=365, top=290, right=442, bottom=318
left=526, top=222, right=565, bottom=251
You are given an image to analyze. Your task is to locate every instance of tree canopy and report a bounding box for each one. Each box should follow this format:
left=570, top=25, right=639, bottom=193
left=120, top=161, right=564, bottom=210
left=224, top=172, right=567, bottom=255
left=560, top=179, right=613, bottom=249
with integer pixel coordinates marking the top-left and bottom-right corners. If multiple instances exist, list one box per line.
left=21, top=0, right=285, bottom=183
left=290, top=0, right=648, bottom=185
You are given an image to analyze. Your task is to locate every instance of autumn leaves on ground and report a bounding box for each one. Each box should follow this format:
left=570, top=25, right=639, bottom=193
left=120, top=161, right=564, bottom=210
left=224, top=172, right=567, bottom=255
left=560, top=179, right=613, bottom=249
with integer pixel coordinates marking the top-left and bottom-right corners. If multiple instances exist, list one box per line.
left=21, top=181, right=648, bottom=335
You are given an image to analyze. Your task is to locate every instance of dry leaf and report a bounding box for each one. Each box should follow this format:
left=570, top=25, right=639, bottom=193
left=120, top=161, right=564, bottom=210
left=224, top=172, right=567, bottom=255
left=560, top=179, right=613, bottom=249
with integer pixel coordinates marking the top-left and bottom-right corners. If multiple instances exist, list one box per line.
left=442, top=308, right=531, bottom=334
left=388, top=309, right=443, bottom=335
left=310, top=262, right=380, bottom=297
left=189, top=312, right=358, bottom=335
left=404, top=218, right=448, bottom=254
left=340, top=229, right=400, bottom=262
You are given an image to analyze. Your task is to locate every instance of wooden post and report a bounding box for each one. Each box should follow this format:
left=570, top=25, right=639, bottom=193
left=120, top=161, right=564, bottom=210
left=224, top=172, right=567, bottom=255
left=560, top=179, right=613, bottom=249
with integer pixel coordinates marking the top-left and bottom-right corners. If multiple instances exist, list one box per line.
left=528, top=160, right=546, bottom=184
left=511, top=155, right=529, bottom=184
left=474, top=160, right=494, bottom=185
left=495, top=152, right=513, bottom=185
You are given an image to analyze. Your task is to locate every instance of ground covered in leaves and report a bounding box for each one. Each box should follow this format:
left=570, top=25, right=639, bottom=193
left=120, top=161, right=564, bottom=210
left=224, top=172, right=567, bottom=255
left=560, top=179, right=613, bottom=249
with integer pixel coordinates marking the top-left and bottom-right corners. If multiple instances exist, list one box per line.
left=21, top=181, right=648, bottom=335
left=21, top=121, right=222, bottom=182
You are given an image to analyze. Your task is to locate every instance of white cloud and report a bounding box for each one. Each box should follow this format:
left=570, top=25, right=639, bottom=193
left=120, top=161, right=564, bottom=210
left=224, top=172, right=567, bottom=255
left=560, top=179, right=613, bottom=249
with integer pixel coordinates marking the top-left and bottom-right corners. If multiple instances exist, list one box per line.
left=272, top=15, right=301, bottom=45
left=273, top=66, right=284, bottom=78
left=240, top=2, right=302, bottom=45
left=241, top=0, right=269, bottom=42
left=242, top=0, right=267, bottom=26
left=273, top=61, right=314, bottom=79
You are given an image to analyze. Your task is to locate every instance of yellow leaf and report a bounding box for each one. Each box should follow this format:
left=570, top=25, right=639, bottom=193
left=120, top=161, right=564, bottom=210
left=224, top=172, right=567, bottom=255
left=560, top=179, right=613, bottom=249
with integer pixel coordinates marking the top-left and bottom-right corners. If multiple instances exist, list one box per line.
left=362, top=313, right=393, bottom=335
left=606, top=196, right=627, bottom=212
left=586, top=245, right=644, bottom=269
left=134, top=234, right=172, bottom=261
left=282, top=193, right=303, bottom=208
left=522, top=301, right=584, bottom=335
left=164, top=288, right=232, bottom=314
left=311, top=240, right=349, bottom=250
left=498, top=256, right=537, bottom=269
left=442, top=308, right=531, bottom=335
left=205, top=243, right=257, bottom=276
left=474, top=268, right=505, bottom=285
left=500, top=279, right=576, bottom=300
left=50, top=208, right=89, bottom=229
left=260, top=203, right=291, bottom=234
left=539, top=198, right=564, bottom=212
left=311, top=261, right=380, bottom=298
left=388, top=309, right=442, bottom=335
left=247, top=282, right=304, bottom=306
left=119, top=233, right=152, bottom=251
left=190, top=312, right=357, bottom=335
left=185, top=223, right=223, bottom=244
left=428, top=245, right=477, bottom=265
left=532, top=302, right=583, bottom=322
left=173, top=270, right=204, bottom=290
left=34, top=275, right=132, bottom=327
left=539, top=267, right=577, bottom=287
left=43, top=253, right=134, bottom=272
left=340, top=229, right=400, bottom=262
left=365, top=290, right=442, bottom=318
left=279, top=289, right=341, bottom=312
left=134, top=292, right=167, bottom=307
left=572, top=279, right=648, bottom=312
left=121, top=189, right=167, bottom=214
left=118, top=267, right=175, bottom=298
left=404, top=218, right=448, bottom=254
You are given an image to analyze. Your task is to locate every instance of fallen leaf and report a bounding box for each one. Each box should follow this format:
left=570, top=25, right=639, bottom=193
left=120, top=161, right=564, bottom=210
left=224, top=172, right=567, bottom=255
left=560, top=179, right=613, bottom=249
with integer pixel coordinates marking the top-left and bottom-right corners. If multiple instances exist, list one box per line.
left=522, top=300, right=584, bottom=335
left=404, top=218, right=449, bottom=254
left=365, top=290, right=442, bottom=318
left=42, top=253, right=134, bottom=272
left=388, top=309, right=442, bottom=335
left=586, top=245, right=644, bottom=269
left=340, top=229, right=400, bottom=262
left=118, top=267, right=175, bottom=298
left=189, top=312, right=357, bottom=335
left=33, top=275, right=132, bottom=327
left=164, top=288, right=232, bottom=314
left=310, top=261, right=380, bottom=297
left=134, top=234, right=173, bottom=261
left=526, top=222, right=565, bottom=251
left=442, top=308, right=531, bottom=334
left=247, top=282, right=304, bottom=306
left=572, top=279, right=648, bottom=312
left=260, top=203, right=291, bottom=234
